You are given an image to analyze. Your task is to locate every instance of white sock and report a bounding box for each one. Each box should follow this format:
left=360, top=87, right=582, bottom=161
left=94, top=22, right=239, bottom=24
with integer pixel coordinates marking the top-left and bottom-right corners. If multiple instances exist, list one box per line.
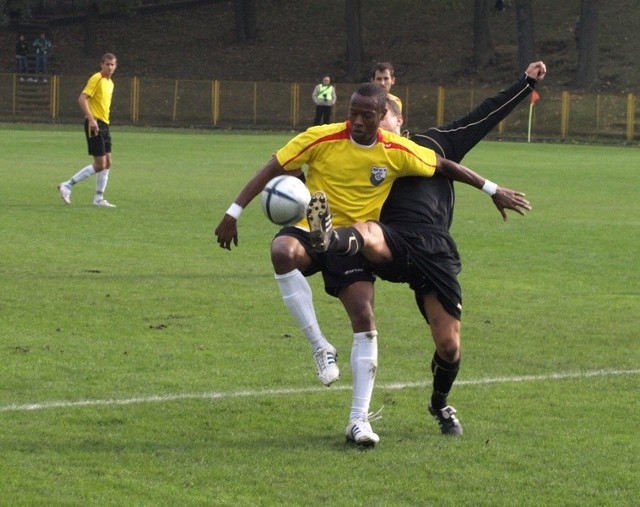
left=64, top=165, right=95, bottom=187
left=350, top=330, right=378, bottom=421
left=274, top=270, right=330, bottom=351
left=95, top=169, right=109, bottom=199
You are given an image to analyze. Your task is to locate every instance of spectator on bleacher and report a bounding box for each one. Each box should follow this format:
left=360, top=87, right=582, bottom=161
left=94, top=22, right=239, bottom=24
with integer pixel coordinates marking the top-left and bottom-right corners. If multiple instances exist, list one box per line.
left=15, top=34, right=29, bottom=80
left=33, top=32, right=52, bottom=81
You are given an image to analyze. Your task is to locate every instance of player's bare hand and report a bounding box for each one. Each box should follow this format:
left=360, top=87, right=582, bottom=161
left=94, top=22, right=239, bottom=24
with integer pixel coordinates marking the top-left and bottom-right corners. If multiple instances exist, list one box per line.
left=214, top=215, right=239, bottom=250
left=525, top=61, right=546, bottom=81
left=87, top=119, right=99, bottom=136
left=492, top=187, right=532, bottom=221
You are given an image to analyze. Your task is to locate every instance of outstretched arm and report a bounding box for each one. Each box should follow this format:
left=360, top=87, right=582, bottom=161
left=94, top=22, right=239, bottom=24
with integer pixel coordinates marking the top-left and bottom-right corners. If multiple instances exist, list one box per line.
left=414, top=60, right=547, bottom=163
left=434, top=154, right=531, bottom=221
left=214, top=156, right=286, bottom=250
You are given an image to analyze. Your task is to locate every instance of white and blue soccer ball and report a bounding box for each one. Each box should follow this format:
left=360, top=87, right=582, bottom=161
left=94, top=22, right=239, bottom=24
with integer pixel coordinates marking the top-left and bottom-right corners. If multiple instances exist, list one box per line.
left=261, top=175, right=311, bottom=226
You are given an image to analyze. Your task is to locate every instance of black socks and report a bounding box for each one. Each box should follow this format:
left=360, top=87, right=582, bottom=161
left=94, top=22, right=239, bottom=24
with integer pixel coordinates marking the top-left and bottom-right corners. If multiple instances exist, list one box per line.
left=430, top=352, right=460, bottom=410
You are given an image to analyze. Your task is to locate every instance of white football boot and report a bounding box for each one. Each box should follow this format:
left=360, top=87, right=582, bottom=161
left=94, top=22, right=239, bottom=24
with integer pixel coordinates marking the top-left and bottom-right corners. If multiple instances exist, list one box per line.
left=313, top=345, right=339, bottom=386
left=93, top=199, right=117, bottom=208
left=345, top=416, right=380, bottom=447
left=57, top=184, right=71, bottom=204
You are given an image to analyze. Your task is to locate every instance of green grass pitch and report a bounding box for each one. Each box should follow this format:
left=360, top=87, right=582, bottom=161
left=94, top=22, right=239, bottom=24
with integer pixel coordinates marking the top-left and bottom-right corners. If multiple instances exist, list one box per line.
left=0, top=124, right=638, bottom=505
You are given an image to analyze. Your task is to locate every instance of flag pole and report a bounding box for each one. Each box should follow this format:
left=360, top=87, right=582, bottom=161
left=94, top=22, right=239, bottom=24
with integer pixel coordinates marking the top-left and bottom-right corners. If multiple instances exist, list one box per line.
left=528, top=90, right=540, bottom=143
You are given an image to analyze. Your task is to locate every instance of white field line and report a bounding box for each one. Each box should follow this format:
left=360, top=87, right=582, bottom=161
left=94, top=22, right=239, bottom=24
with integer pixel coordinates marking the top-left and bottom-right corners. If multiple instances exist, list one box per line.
left=1, top=368, right=638, bottom=413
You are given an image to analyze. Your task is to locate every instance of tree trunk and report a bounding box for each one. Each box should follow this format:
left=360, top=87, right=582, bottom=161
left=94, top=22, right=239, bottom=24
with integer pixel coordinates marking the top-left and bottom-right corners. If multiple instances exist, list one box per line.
left=472, top=0, right=495, bottom=70
left=83, top=2, right=99, bottom=56
left=235, top=0, right=257, bottom=43
left=234, top=0, right=246, bottom=43
left=514, top=0, right=535, bottom=72
left=572, top=0, right=599, bottom=88
left=345, top=0, right=363, bottom=82
left=244, top=0, right=256, bottom=41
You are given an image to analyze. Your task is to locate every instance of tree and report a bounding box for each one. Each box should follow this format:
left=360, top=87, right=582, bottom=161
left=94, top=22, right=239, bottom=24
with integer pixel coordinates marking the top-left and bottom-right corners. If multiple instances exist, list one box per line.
left=83, top=1, right=99, bottom=56
left=514, top=0, right=535, bottom=72
left=1, top=0, right=31, bottom=27
left=78, top=0, right=142, bottom=56
left=472, top=0, right=495, bottom=70
left=345, top=0, right=363, bottom=82
left=234, top=0, right=256, bottom=43
left=571, top=0, right=599, bottom=88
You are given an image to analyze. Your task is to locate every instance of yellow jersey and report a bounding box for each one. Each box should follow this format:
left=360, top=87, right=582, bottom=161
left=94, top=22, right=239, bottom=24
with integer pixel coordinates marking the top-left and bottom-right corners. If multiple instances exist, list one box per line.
left=276, top=121, right=436, bottom=228
left=82, top=71, right=114, bottom=124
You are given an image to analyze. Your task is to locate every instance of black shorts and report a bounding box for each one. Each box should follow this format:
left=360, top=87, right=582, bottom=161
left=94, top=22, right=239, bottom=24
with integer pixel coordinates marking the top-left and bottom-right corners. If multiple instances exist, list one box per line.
left=370, top=222, right=463, bottom=321
left=275, top=226, right=375, bottom=297
left=85, top=119, right=112, bottom=156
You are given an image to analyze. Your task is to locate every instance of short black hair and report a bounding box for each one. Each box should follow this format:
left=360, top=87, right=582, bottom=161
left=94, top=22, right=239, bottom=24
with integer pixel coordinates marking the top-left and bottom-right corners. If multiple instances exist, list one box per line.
left=353, top=82, right=387, bottom=111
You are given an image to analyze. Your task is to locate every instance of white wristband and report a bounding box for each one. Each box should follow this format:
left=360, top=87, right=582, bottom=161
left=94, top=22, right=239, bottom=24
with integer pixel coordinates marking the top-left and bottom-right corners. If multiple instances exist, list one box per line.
left=226, top=203, right=243, bottom=220
left=482, top=180, right=498, bottom=196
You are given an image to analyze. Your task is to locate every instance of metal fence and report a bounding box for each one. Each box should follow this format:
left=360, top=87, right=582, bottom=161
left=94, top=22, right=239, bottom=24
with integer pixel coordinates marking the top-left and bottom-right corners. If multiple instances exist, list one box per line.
left=0, top=73, right=637, bottom=143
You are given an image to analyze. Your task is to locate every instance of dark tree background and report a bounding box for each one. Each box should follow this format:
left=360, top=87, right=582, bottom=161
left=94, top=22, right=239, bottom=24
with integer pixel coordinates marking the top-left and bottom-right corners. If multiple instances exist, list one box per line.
left=0, top=0, right=614, bottom=91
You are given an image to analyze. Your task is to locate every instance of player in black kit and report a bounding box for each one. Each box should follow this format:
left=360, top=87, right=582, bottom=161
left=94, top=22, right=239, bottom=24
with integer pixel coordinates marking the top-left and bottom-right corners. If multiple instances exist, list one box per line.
left=310, top=61, right=547, bottom=436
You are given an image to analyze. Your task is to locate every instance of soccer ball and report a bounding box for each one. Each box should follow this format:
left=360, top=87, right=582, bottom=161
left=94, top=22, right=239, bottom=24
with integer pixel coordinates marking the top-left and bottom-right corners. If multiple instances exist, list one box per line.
left=261, top=175, right=311, bottom=226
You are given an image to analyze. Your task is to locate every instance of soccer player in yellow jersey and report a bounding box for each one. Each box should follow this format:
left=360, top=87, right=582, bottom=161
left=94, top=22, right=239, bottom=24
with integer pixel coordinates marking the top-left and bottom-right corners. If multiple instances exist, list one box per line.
left=276, top=113, right=436, bottom=228
left=58, top=53, right=118, bottom=208
left=371, top=62, right=402, bottom=112
left=215, top=82, right=521, bottom=447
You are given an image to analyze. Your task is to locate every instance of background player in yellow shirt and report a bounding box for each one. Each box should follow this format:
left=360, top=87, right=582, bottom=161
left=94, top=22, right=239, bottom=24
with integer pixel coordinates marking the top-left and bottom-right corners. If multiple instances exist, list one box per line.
left=215, top=82, right=526, bottom=446
left=370, top=61, right=402, bottom=112
left=58, top=53, right=118, bottom=208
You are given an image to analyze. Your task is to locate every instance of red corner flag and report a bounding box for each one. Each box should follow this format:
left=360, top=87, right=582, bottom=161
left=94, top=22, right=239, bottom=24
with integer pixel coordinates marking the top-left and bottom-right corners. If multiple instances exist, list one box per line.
left=530, top=90, right=540, bottom=105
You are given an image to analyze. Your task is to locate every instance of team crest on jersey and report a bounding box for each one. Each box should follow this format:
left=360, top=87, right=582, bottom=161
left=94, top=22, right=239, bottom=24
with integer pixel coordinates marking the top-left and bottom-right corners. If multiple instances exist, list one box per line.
left=370, top=166, right=388, bottom=186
